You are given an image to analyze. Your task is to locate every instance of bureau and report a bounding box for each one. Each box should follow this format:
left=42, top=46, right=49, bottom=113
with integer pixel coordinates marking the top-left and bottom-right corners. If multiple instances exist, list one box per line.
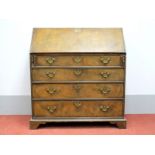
left=30, top=28, right=127, bottom=129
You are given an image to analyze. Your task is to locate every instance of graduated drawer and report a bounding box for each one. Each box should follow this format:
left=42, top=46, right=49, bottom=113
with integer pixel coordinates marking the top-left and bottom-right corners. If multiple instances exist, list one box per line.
left=32, top=54, right=125, bottom=66
left=33, top=100, right=123, bottom=117
left=32, top=68, right=124, bottom=81
left=32, top=83, right=124, bottom=99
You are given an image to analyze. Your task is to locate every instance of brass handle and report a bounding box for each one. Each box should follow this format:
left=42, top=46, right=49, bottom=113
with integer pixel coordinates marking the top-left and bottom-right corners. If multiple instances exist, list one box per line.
left=46, top=88, right=58, bottom=95
left=47, top=106, right=57, bottom=113
left=46, top=57, right=56, bottom=65
left=73, top=69, right=83, bottom=76
left=98, top=87, right=111, bottom=95
left=73, top=84, right=81, bottom=93
left=73, top=101, right=82, bottom=108
left=73, top=56, right=82, bottom=63
left=46, top=71, right=56, bottom=79
left=100, top=105, right=110, bottom=112
left=100, top=56, right=111, bottom=65
left=100, top=72, right=111, bottom=79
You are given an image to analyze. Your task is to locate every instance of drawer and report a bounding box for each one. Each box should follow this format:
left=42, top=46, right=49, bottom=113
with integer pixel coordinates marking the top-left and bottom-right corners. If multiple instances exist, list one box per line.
left=32, top=83, right=124, bottom=99
left=32, top=54, right=125, bottom=66
left=33, top=100, right=123, bottom=117
left=32, top=68, right=124, bottom=81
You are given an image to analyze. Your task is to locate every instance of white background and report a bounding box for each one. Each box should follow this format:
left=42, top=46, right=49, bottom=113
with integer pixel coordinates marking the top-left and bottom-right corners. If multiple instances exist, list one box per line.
left=0, top=0, right=155, bottom=95
left=0, top=136, right=154, bottom=155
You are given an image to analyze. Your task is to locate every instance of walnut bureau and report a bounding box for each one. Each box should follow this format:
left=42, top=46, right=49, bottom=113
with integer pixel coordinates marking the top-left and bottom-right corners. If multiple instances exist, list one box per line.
left=30, top=28, right=127, bottom=129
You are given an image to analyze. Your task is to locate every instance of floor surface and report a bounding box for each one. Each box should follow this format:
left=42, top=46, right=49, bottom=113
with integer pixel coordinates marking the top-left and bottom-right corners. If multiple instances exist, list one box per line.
left=0, top=114, right=155, bottom=135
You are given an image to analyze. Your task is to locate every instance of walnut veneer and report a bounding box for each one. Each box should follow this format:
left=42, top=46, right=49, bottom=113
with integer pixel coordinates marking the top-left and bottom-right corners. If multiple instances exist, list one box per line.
left=30, top=28, right=127, bottom=129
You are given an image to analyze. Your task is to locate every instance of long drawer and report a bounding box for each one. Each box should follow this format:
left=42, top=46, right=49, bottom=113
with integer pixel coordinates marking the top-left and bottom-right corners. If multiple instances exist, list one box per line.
left=32, top=83, right=124, bottom=99
left=32, top=68, right=124, bottom=81
left=33, top=100, right=123, bottom=117
left=32, top=54, right=125, bottom=66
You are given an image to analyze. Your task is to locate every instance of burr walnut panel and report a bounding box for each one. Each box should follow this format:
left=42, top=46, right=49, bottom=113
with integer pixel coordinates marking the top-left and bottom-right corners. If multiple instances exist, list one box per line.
left=32, top=54, right=125, bottom=66
left=32, top=68, right=124, bottom=81
left=32, top=83, right=124, bottom=99
left=33, top=100, right=123, bottom=117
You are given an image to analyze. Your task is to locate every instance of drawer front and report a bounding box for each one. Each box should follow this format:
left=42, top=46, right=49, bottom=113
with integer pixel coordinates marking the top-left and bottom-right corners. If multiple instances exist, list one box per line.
left=33, top=54, right=125, bottom=66
left=32, top=68, right=124, bottom=81
left=33, top=100, right=123, bottom=117
left=32, top=83, right=123, bottom=99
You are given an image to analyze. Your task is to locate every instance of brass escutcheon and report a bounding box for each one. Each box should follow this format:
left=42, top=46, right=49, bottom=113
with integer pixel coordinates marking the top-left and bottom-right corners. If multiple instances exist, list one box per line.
left=73, top=69, right=83, bottom=76
left=73, top=84, right=81, bottom=93
left=46, top=57, right=56, bottom=65
left=73, top=56, right=82, bottom=63
left=73, top=101, right=82, bottom=108
left=100, top=56, right=111, bottom=65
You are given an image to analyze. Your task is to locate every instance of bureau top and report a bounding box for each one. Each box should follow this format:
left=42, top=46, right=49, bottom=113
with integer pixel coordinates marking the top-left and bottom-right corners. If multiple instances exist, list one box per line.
left=30, top=28, right=125, bottom=53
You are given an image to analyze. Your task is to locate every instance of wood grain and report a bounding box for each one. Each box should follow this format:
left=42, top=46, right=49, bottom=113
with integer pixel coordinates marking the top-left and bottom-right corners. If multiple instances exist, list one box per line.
left=33, top=54, right=124, bottom=66
left=30, top=28, right=126, bottom=129
left=32, top=68, right=124, bottom=81
left=30, top=28, right=125, bottom=53
left=32, top=83, right=124, bottom=99
left=33, top=100, right=123, bottom=117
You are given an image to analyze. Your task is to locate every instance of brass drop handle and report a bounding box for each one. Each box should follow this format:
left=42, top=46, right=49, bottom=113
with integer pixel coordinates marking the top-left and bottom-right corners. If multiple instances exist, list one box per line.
left=100, top=72, right=111, bottom=79
left=98, top=87, right=111, bottom=95
left=100, top=56, right=111, bottom=65
left=46, top=57, right=56, bottom=65
left=73, top=56, right=82, bottom=63
left=46, top=88, right=58, bottom=95
left=73, top=101, right=82, bottom=108
left=47, top=106, right=57, bottom=113
left=100, top=105, right=110, bottom=112
left=73, top=69, right=83, bottom=76
left=46, top=71, right=56, bottom=79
